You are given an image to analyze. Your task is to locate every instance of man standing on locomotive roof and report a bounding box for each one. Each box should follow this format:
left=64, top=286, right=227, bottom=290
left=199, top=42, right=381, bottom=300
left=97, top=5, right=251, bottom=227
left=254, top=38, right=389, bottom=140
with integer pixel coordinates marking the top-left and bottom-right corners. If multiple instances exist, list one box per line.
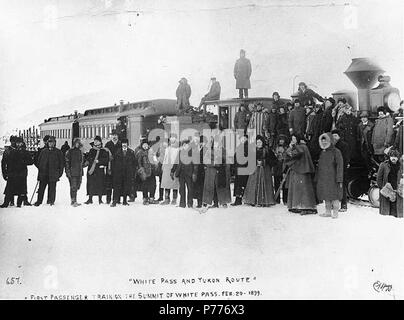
left=234, top=49, right=252, bottom=99
left=34, top=136, right=64, bottom=206
left=105, top=130, right=122, bottom=204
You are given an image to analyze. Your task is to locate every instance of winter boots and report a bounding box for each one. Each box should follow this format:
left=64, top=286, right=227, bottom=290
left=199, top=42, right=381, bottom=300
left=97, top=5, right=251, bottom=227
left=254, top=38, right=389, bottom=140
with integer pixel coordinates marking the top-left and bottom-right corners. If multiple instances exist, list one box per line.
left=231, top=197, right=242, bottom=206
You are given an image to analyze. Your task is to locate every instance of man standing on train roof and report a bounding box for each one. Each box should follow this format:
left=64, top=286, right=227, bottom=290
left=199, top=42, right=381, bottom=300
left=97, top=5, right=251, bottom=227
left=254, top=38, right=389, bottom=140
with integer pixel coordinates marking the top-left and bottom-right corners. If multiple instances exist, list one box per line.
left=198, top=77, right=221, bottom=109
left=176, top=77, right=192, bottom=114
left=1, top=136, right=34, bottom=208
left=297, top=82, right=324, bottom=106
left=34, top=136, right=64, bottom=206
left=105, top=130, right=121, bottom=204
left=234, top=49, right=252, bottom=99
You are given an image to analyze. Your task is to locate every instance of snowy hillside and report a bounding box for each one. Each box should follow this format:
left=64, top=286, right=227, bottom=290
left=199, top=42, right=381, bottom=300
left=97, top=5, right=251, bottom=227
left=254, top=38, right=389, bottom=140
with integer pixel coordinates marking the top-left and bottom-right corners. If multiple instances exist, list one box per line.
left=0, top=164, right=403, bottom=300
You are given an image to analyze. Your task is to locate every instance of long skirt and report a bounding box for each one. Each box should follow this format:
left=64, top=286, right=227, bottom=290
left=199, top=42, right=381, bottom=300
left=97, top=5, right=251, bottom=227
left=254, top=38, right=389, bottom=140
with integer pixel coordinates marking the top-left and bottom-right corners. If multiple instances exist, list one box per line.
left=243, top=166, right=275, bottom=206
left=202, top=167, right=231, bottom=205
left=161, top=164, right=179, bottom=190
left=287, top=171, right=316, bottom=210
left=87, top=167, right=106, bottom=196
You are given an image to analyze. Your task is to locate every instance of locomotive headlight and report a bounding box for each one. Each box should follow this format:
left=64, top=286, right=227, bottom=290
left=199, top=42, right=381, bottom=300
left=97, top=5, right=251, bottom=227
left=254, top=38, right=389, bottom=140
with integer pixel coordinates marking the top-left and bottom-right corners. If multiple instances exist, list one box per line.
left=386, top=92, right=401, bottom=112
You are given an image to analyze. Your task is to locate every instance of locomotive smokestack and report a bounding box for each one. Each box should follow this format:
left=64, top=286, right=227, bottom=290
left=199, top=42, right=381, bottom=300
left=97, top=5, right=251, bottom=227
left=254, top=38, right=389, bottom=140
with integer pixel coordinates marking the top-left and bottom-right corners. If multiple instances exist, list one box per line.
left=344, top=58, right=385, bottom=111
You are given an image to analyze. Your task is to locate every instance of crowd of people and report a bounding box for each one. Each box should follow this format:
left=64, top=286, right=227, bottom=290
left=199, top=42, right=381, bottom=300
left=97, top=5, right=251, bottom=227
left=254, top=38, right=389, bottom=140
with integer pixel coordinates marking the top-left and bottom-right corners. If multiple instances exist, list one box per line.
left=1, top=48, right=403, bottom=218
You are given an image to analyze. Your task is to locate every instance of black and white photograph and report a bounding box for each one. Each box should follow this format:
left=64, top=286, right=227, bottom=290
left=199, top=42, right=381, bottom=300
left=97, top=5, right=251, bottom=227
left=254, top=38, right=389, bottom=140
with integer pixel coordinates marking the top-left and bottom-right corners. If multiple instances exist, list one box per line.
left=0, top=0, right=403, bottom=302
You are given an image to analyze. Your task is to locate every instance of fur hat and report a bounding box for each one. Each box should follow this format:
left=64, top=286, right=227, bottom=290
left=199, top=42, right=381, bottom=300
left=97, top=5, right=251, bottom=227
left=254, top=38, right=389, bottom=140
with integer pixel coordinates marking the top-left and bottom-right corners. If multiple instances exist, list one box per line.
left=377, top=106, right=386, bottom=113
left=360, top=111, right=369, bottom=118
left=319, top=132, right=334, bottom=150
left=94, top=136, right=102, bottom=143
left=326, top=97, right=335, bottom=105
left=121, top=138, right=129, bottom=144
left=388, top=149, right=400, bottom=158
left=72, top=137, right=82, bottom=147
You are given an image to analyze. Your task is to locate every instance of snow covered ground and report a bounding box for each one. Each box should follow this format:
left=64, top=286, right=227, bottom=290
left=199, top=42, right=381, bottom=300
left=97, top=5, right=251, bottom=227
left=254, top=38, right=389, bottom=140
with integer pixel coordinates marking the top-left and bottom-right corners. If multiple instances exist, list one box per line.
left=0, top=165, right=403, bottom=300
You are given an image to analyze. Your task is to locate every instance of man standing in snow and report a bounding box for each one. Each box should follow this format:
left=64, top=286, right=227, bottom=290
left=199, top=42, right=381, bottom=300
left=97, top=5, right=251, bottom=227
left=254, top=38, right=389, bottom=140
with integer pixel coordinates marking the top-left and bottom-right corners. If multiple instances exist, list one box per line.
left=234, top=49, right=252, bottom=99
left=105, top=130, right=121, bottom=204
left=65, top=138, right=84, bottom=207
left=34, top=136, right=64, bottom=206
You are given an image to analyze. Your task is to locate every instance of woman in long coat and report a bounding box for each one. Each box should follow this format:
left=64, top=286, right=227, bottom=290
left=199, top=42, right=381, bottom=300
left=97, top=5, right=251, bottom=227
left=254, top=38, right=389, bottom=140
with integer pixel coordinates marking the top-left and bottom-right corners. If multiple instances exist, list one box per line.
left=202, top=136, right=231, bottom=209
left=376, top=149, right=400, bottom=217
left=315, top=133, right=344, bottom=218
left=285, top=135, right=317, bottom=214
left=243, top=136, right=277, bottom=207
left=85, top=136, right=109, bottom=204
left=160, top=135, right=180, bottom=205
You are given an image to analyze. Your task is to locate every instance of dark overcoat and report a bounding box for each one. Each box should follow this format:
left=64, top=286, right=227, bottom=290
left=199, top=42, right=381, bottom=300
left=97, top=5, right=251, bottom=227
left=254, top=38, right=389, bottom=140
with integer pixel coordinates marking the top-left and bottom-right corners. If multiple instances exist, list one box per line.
left=65, top=147, right=84, bottom=178
left=2, top=147, right=34, bottom=195
left=336, top=114, right=360, bottom=160
left=86, top=147, right=109, bottom=195
left=234, top=57, right=252, bottom=89
left=37, top=148, right=65, bottom=182
left=112, top=148, right=136, bottom=194
left=285, top=143, right=317, bottom=210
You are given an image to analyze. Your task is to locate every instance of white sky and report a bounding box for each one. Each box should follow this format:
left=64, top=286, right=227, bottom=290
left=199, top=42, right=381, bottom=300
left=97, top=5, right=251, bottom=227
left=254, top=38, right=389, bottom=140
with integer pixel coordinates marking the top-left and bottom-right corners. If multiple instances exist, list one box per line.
left=0, top=0, right=403, bottom=136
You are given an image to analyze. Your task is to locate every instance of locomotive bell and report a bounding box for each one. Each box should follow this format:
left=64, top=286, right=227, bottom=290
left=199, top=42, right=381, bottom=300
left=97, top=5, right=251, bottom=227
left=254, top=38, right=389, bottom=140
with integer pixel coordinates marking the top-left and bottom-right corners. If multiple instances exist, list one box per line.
left=344, top=58, right=385, bottom=112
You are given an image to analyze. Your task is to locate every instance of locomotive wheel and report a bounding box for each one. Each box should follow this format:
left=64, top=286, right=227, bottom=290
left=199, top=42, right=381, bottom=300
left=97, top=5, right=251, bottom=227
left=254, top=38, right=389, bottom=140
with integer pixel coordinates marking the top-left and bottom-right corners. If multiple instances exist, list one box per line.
left=347, top=178, right=367, bottom=199
left=368, top=186, right=380, bottom=208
